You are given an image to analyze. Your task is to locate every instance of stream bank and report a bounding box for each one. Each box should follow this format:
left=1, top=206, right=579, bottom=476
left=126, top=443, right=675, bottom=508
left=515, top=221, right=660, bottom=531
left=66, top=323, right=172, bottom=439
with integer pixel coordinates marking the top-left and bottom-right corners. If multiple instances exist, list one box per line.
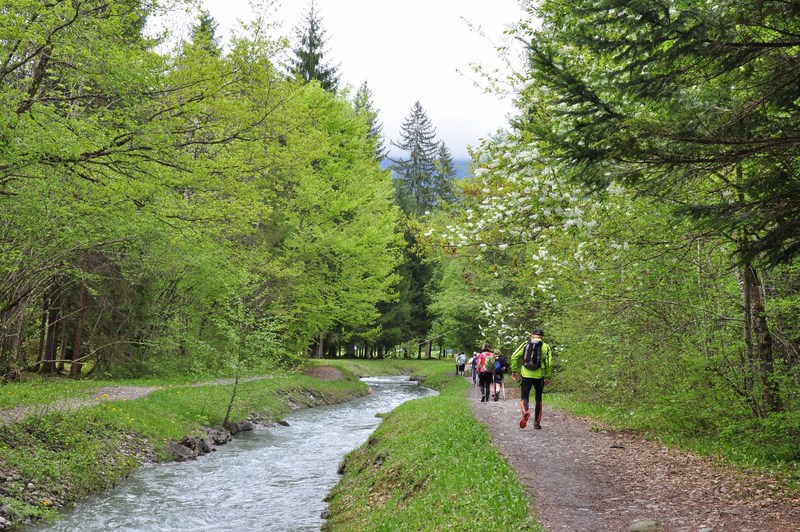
left=0, top=365, right=369, bottom=530
left=30, top=375, right=436, bottom=531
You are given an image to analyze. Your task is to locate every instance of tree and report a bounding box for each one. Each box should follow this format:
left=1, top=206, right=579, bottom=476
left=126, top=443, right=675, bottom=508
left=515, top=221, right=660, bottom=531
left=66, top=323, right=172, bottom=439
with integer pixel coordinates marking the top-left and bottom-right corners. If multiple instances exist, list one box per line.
left=353, top=81, right=387, bottom=162
left=380, top=102, right=459, bottom=357
left=287, top=0, right=340, bottom=92
left=250, top=82, right=402, bottom=357
left=390, top=101, right=451, bottom=215
left=190, top=9, right=222, bottom=57
left=434, top=142, right=458, bottom=206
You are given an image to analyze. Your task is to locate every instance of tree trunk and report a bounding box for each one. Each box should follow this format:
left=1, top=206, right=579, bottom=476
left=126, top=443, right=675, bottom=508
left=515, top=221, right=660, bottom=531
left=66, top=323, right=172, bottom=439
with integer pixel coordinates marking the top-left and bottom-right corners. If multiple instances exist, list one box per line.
left=41, top=289, right=59, bottom=374
left=316, top=331, right=324, bottom=358
left=742, top=263, right=781, bottom=414
left=57, top=320, right=68, bottom=372
left=36, top=293, right=48, bottom=370
left=70, top=253, right=90, bottom=378
left=7, top=309, right=24, bottom=380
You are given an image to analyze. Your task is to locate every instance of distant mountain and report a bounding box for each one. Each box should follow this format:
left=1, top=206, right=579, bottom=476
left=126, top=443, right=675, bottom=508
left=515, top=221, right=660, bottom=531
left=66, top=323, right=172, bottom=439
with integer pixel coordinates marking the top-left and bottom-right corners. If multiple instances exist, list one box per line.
left=453, top=159, right=470, bottom=179
left=379, top=158, right=472, bottom=179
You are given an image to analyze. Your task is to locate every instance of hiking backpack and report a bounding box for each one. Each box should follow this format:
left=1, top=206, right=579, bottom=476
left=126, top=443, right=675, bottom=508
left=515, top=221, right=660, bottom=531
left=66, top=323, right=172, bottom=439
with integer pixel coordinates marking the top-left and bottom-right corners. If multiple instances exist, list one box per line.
left=522, top=340, right=543, bottom=371
left=480, top=352, right=495, bottom=373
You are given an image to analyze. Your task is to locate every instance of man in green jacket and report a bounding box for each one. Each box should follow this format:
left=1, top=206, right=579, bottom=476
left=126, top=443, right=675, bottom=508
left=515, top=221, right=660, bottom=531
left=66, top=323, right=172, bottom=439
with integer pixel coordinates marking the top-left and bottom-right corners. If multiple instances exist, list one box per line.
left=511, top=329, right=553, bottom=429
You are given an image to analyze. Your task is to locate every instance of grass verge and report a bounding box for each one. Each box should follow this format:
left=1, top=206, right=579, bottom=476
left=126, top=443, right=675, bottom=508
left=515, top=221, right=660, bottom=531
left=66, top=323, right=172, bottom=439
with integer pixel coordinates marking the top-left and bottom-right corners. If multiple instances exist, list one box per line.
left=322, top=361, right=540, bottom=531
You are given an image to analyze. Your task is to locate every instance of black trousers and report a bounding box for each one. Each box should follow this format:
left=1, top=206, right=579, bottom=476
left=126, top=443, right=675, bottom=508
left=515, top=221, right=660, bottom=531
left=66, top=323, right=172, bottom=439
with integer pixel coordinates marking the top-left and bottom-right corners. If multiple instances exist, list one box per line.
left=520, top=376, right=545, bottom=423
left=478, top=371, right=493, bottom=400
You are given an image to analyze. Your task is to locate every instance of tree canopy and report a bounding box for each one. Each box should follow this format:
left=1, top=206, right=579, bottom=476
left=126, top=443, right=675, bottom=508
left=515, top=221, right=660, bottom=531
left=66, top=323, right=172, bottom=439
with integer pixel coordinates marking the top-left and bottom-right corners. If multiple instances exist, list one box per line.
left=0, top=0, right=399, bottom=377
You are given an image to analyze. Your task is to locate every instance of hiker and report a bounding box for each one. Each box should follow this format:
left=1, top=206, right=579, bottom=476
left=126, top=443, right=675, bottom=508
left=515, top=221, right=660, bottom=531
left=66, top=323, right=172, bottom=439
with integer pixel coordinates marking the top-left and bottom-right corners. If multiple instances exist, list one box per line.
left=511, top=329, right=552, bottom=429
left=476, top=344, right=496, bottom=402
left=469, top=352, right=479, bottom=384
left=456, top=351, right=467, bottom=376
left=491, top=353, right=509, bottom=401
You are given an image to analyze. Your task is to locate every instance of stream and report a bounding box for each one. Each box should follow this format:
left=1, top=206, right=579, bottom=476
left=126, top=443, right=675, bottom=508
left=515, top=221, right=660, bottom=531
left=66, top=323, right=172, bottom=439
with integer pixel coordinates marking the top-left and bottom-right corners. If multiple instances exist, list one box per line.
left=33, top=376, right=436, bottom=531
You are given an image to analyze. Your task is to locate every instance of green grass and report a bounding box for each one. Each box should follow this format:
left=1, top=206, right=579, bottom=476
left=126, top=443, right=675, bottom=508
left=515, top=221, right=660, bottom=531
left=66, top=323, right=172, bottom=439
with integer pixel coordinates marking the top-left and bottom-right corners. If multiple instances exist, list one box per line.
left=0, top=373, right=211, bottom=409
left=323, top=368, right=540, bottom=531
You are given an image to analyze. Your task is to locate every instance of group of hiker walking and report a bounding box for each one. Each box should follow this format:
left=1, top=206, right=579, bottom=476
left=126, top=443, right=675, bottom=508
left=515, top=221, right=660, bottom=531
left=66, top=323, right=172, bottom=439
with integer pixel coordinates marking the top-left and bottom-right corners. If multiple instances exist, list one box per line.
left=456, top=329, right=553, bottom=430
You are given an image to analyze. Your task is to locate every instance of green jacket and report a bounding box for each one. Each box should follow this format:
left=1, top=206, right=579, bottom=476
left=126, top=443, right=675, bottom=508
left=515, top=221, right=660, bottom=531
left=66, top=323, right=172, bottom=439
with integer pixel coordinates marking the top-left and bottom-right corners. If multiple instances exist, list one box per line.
left=510, top=339, right=553, bottom=379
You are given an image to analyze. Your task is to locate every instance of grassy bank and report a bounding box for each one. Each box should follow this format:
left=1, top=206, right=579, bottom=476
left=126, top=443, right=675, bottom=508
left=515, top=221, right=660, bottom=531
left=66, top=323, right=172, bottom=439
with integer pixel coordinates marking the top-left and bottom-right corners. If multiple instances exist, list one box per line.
left=322, top=360, right=539, bottom=531
left=0, top=366, right=368, bottom=529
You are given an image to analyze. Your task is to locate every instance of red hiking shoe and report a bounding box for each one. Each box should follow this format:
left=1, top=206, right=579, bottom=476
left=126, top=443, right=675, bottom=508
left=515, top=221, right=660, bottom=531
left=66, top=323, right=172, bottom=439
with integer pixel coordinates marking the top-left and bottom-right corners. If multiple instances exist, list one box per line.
left=519, top=401, right=530, bottom=429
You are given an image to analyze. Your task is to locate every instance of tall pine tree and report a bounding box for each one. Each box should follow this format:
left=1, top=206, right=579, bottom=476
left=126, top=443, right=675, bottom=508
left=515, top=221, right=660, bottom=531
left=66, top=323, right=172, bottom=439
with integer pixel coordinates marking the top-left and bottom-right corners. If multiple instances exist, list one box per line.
left=390, top=101, right=443, bottom=215
left=287, top=0, right=340, bottom=92
left=434, top=141, right=457, bottom=206
left=353, top=81, right=387, bottom=162
left=190, top=9, right=221, bottom=57
left=380, top=102, right=457, bottom=358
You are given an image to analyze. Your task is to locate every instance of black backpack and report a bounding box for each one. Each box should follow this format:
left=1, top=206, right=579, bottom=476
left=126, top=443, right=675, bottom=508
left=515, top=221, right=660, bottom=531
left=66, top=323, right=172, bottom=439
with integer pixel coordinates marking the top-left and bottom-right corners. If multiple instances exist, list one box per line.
left=522, top=340, right=543, bottom=370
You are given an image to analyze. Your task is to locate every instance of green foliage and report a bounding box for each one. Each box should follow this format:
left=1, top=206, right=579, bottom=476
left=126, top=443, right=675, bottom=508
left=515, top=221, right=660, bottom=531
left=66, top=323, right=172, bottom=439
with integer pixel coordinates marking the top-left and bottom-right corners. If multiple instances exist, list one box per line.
left=416, top=0, right=800, bottom=473
left=518, top=0, right=800, bottom=266
left=353, top=81, right=387, bottom=162
left=0, top=1, right=401, bottom=378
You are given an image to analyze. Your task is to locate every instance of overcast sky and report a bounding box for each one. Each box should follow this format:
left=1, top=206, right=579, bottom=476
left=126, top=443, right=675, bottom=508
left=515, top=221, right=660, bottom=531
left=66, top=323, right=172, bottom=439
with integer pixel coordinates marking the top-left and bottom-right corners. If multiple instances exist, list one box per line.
left=197, top=0, right=526, bottom=160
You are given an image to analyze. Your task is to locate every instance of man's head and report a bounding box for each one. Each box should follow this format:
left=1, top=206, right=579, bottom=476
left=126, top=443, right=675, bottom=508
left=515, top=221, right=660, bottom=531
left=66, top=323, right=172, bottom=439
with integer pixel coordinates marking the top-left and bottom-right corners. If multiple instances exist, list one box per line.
left=531, top=329, right=544, bottom=339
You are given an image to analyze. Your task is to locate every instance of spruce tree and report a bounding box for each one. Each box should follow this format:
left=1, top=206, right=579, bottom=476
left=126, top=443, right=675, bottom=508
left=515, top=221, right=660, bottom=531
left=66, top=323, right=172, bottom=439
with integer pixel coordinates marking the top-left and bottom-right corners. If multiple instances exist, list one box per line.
left=390, top=101, right=443, bottom=215
left=353, top=81, right=387, bottom=162
left=287, top=0, right=340, bottom=92
left=434, top=141, right=457, bottom=206
left=190, top=9, right=222, bottom=57
left=380, top=101, right=458, bottom=358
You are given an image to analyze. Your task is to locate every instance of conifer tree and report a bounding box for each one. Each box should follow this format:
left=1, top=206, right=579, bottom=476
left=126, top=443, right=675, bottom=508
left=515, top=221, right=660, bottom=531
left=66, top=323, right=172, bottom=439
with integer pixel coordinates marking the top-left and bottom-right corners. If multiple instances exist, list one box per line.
left=287, top=0, right=340, bottom=92
left=434, top=142, right=457, bottom=206
left=353, top=81, right=387, bottom=162
left=380, top=102, right=458, bottom=358
left=390, top=101, right=444, bottom=215
left=190, top=9, right=222, bottom=57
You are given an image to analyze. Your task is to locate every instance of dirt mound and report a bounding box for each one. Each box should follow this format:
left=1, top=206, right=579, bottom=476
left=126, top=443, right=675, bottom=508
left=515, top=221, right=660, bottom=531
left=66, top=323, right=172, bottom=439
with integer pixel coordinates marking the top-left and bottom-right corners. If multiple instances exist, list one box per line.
left=302, top=365, right=344, bottom=381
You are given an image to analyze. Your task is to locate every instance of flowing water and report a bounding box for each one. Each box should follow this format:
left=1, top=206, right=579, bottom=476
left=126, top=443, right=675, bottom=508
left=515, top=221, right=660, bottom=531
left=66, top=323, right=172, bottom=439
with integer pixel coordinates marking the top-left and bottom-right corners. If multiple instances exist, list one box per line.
left=33, top=376, right=436, bottom=532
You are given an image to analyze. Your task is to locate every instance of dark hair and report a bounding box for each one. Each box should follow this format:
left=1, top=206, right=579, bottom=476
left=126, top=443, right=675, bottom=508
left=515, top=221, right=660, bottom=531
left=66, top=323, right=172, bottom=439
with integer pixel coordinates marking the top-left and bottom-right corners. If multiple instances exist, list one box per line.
left=531, top=329, right=544, bottom=336
left=482, top=342, right=491, bottom=351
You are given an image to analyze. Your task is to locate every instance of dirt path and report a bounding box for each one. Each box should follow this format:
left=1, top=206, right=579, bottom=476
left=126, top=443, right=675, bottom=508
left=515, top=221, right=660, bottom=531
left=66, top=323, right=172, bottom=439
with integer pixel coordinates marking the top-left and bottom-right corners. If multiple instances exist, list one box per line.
left=467, top=378, right=800, bottom=532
